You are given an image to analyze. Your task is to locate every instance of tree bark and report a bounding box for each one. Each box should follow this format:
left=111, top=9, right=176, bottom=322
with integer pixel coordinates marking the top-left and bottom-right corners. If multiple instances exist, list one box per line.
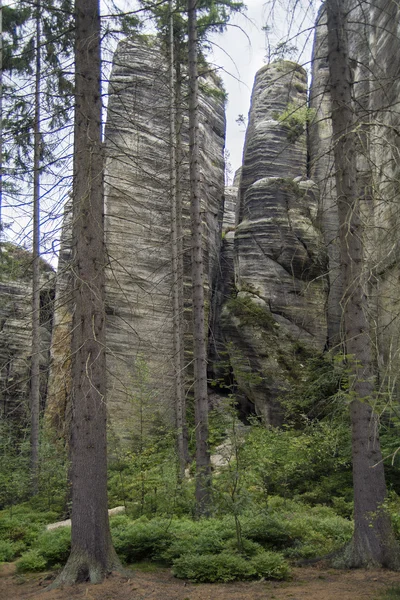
left=50, top=0, right=121, bottom=585
left=169, top=0, right=188, bottom=477
left=188, top=0, right=211, bottom=515
left=326, top=0, right=400, bottom=569
left=30, top=0, right=41, bottom=496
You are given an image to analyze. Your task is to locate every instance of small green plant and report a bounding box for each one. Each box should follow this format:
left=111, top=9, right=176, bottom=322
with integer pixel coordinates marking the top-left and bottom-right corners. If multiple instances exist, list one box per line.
left=16, top=549, right=47, bottom=573
left=0, top=539, right=25, bottom=562
left=15, top=526, right=71, bottom=572
left=274, top=102, right=316, bottom=142
left=225, top=294, right=276, bottom=330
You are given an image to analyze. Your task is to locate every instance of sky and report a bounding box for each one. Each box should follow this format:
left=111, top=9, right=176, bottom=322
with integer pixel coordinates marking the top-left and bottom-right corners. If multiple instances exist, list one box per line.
left=207, top=0, right=317, bottom=178
left=208, top=0, right=269, bottom=177
left=3, top=0, right=317, bottom=263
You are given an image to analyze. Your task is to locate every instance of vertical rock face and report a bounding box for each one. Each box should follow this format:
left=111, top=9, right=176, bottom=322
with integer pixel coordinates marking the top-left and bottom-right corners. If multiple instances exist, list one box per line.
left=309, top=7, right=342, bottom=349
left=365, top=0, right=400, bottom=393
left=0, top=244, right=54, bottom=424
left=104, top=38, right=225, bottom=439
left=217, top=61, right=328, bottom=424
left=46, top=201, right=73, bottom=436
left=309, top=0, right=400, bottom=397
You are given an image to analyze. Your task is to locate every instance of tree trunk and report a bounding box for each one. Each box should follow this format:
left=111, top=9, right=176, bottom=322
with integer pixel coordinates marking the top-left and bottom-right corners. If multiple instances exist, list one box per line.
left=0, top=0, right=3, bottom=242
left=169, top=0, right=187, bottom=478
left=30, top=1, right=41, bottom=496
left=187, top=0, right=211, bottom=515
left=50, top=0, right=121, bottom=585
left=326, top=0, right=400, bottom=568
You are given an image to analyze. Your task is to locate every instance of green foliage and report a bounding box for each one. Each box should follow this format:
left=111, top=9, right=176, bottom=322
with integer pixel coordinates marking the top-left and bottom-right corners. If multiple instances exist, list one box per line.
left=0, top=539, right=25, bottom=563
left=0, top=504, right=62, bottom=564
left=31, top=527, right=71, bottom=567
left=172, top=549, right=289, bottom=582
left=249, top=550, right=291, bottom=579
left=0, top=422, right=31, bottom=508
left=239, top=420, right=352, bottom=507
left=14, top=525, right=70, bottom=572
left=225, top=294, right=276, bottom=330
left=111, top=517, right=172, bottom=563
left=240, top=513, right=294, bottom=549
left=199, top=81, right=227, bottom=103
left=16, top=549, right=47, bottom=573
left=281, top=354, right=345, bottom=424
left=172, top=551, right=253, bottom=582
left=0, top=420, right=68, bottom=513
left=274, top=102, right=316, bottom=142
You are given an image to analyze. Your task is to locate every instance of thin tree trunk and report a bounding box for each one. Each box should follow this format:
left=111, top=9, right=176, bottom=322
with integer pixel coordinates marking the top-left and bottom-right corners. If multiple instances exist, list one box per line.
left=30, top=1, right=41, bottom=496
left=50, top=0, right=121, bottom=586
left=188, top=0, right=211, bottom=515
left=169, top=0, right=187, bottom=478
left=326, top=0, right=400, bottom=568
left=0, top=0, right=3, bottom=243
left=175, top=59, right=185, bottom=408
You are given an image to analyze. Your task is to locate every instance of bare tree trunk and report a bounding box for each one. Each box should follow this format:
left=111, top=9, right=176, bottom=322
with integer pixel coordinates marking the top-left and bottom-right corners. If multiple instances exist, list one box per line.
left=0, top=0, right=3, bottom=243
left=326, top=0, right=400, bottom=568
left=30, top=1, right=41, bottom=496
left=169, top=0, right=187, bottom=478
left=50, top=0, right=121, bottom=586
left=188, top=0, right=211, bottom=515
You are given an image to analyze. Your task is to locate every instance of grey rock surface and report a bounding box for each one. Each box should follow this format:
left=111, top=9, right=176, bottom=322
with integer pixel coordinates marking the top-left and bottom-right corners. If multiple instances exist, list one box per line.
left=0, top=244, right=54, bottom=423
left=104, top=38, right=225, bottom=440
left=46, top=200, right=73, bottom=436
left=309, top=7, right=342, bottom=349
left=219, top=61, right=327, bottom=423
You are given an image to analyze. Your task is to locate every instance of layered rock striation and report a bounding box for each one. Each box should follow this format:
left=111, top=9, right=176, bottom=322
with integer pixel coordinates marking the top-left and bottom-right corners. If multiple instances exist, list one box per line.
left=309, top=0, right=400, bottom=396
left=104, top=38, right=225, bottom=439
left=215, top=61, right=328, bottom=424
left=0, top=243, right=54, bottom=424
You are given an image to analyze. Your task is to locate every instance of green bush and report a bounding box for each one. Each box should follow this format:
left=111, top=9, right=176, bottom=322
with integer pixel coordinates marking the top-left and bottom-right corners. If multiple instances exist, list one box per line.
left=16, top=549, right=47, bottom=573
left=172, top=552, right=255, bottom=582
left=111, top=518, right=172, bottom=563
left=33, top=527, right=71, bottom=567
left=13, top=526, right=71, bottom=573
left=172, top=549, right=290, bottom=582
left=250, top=550, right=290, bottom=579
left=241, top=513, right=294, bottom=549
left=0, top=539, right=25, bottom=562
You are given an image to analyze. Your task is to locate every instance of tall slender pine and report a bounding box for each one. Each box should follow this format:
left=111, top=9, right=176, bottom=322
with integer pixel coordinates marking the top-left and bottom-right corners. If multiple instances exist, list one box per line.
left=188, top=0, right=211, bottom=514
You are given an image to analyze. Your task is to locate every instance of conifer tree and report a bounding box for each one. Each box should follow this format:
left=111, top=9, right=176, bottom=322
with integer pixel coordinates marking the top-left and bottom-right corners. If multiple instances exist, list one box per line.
left=51, top=0, right=121, bottom=583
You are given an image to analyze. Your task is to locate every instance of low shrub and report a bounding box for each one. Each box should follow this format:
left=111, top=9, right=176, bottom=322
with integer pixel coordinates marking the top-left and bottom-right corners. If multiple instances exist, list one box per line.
left=250, top=550, right=291, bottom=579
left=241, top=513, right=294, bottom=549
left=111, top=518, right=172, bottom=563
left=172, top=549, right=290, bottom=582
left=172, top=552, right=254, bottom=582
left=33, top=527, right=71, bottom=567
left=0, top=539, right=25, bottom=562
left=16, top=549, right=47, bottom=573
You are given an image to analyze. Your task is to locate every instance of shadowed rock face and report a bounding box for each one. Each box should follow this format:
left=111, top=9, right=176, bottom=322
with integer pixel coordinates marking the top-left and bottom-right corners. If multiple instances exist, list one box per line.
left=309, top=7, right=342, bottom=350
left=0, top=244, right=54, bottom=424
left=309, top=0, right=400, bottom=398
left=45, top=201, right=73, bottom=437
left=104, top=38, right=225, bottom=440
left=218, top=61, right=328, bottom=424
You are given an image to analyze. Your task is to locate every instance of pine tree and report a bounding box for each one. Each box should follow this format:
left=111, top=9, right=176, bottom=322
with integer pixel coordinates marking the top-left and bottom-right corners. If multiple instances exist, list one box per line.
left=51, top=0, right=121, bottom=583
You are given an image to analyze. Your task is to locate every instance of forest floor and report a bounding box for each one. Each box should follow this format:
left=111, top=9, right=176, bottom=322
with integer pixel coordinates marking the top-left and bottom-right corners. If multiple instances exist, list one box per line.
left=1, top=562, right=400, bottom=600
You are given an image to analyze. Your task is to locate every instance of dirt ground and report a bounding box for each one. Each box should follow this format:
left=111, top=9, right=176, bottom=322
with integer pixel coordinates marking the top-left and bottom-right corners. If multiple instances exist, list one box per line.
left=1, top=562, right=399, bottom=600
